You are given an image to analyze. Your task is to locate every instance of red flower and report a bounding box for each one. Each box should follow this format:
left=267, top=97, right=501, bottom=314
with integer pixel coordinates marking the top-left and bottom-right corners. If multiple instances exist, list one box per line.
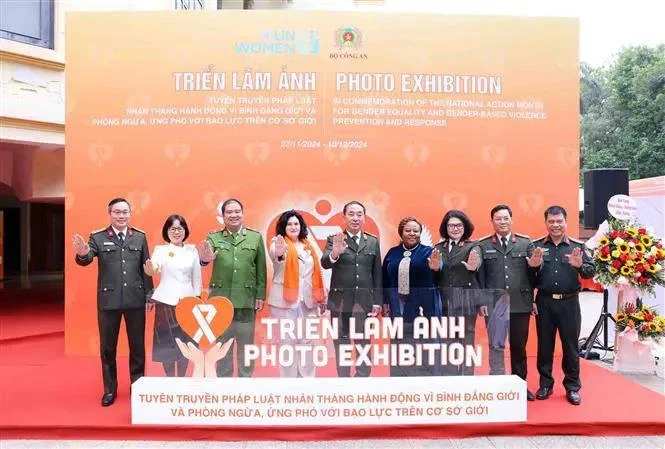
left=640, top=276, right=649, bottom=284
left=620, top=254, right=629, bottom=263
left=601, top=246, right=611, bottom=256
left=631, top=238, right=639, bottom=244
left=657, top=243, right=663, bottom=249
left=644, top=312, right=655, bottom=321
left=620, top=232, right=628, bottom=239
left=641, top=323, right=650, bottom=332
left=658, top=253, right=664, bottom=261
left=611, top=231, right=619, bottom=239
left=639, top=228, right=647, bottom=235
left=625, top=305, right=636, bottom=313
left=649, top=257, right=657, bottom=264
left=636, top=264, right=645, bottom=272
left=612, top=260, right=622, bottom=269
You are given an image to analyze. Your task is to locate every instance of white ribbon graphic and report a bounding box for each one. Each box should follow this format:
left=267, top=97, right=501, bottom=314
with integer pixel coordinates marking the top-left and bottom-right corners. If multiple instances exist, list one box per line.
left=192, top=304, right=217, bottom=344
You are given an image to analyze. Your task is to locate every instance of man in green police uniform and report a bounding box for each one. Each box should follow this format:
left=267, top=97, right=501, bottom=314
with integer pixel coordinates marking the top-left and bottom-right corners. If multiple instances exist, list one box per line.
left=478, top=204, right=537, bottom=401
left=530, top=205, right=595, bottom=406
left=199, top=198, right=266, bottom=377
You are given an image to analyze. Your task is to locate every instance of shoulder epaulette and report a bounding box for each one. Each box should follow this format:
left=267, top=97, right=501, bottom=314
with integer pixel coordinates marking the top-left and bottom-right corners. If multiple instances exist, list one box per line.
left=208, top=229, right=223, bottom=236
left=91, top=227, right=107, bottom=234
left=477, top=234, right=492, bottom=241
left=131, top=226, right=146, bottom=234
left=364, top=231, right=378, bottom=239
left=568, top=237, right=584, bottom=244
left=533, top=235, right=547, bottom=242
left=244, top=227, right=260, bottom=234
left=514, top=232, right=531, bottom=239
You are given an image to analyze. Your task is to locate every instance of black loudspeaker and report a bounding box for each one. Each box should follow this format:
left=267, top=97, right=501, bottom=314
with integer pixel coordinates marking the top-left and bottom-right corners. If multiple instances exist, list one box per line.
left=583, top=168, right=629, bottom=228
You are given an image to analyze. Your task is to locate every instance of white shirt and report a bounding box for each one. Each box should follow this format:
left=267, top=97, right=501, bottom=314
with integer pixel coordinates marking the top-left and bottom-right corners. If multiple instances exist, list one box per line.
left=496, top=233, right=511, bottom=247
left=150, top=243, right=202, bottom=306
left=112, top=226, right=128, bottom=237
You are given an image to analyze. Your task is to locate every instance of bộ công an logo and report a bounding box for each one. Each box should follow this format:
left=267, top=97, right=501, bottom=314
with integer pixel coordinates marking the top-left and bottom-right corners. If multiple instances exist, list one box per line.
left=335, top=26, right=363, bottom=48
left=330, top=26, right=368, bottom=60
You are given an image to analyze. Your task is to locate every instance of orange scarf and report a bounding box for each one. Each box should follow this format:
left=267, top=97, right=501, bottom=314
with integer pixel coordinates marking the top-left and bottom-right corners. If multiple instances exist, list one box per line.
left=283, top=238, right=325, bottom=303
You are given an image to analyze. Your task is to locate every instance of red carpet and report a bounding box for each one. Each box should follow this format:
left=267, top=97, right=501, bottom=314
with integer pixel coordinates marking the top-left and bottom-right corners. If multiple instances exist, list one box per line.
left=1, top=309, right=664, bottom=441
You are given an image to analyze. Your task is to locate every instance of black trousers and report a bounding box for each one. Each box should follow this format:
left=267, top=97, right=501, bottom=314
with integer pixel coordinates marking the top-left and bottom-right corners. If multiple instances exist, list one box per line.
left=509, top=312, right=531, bottom=380
left=98, top=308, right=146, bottom=394
left=331, top=311, right=371, bottom=377
left=535, top=293, right=581, bottom=392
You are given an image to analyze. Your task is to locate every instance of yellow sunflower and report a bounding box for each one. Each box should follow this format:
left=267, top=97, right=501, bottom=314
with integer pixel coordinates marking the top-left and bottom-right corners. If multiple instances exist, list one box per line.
left=620, top=266, right=633, bottom=275
left=609, top=267, right=619, bottom=274
left=598, top=237, right=610, bottom=246
left=649, top=322, right=658, bottom=331
left=634, top=243, right=645, bottom=253
left=618, top=242, right=630, bottom=253
left=631, top=312, right=645, bottom=320
left=599, top=254, right=611, bottom=262
left=612, top=249, right=621, bottom=258
left=626, top=228, right=638, bottom=237
left=625, top=260, right=635, bottom=267
left=640, top=235, right=653, bottom=246
left=647, top=264, right=659, bottom=273
left=615, top=311, right=627, bottom=321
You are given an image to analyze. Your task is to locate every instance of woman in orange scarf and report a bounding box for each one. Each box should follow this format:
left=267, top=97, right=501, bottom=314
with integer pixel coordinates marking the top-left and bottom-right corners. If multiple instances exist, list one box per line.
left=268, top=210, right=326, bottom=378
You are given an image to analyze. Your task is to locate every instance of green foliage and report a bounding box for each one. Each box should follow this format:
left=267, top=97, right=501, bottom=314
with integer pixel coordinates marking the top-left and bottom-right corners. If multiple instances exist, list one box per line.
left=580, top=45, right=665, bottom=180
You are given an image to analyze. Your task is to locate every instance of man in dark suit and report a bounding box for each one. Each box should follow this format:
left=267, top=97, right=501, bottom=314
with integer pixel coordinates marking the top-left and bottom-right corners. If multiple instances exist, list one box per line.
left=477, top=204, right=537, bottom=400
left=321, top=201, right=382, bottom=377
left=73, top=197, right=153, bottom=406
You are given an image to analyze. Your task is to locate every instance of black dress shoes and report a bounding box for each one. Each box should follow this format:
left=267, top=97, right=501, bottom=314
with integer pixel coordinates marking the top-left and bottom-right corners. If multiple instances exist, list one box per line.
left=566, top=390, right=581, bottom=405
left=101, top=392, right=116, bottom=407
left=526, top=390, right=535, bottom=401
left=535, top=387, right=553, bottom=400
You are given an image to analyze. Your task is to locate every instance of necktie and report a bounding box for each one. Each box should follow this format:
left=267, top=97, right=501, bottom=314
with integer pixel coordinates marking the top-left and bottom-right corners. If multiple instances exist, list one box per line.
left=118, top=232, right=125, bottom=243
left=501, top=236, right=507, bottom=250
left=449, top=240, right=456, bottom=253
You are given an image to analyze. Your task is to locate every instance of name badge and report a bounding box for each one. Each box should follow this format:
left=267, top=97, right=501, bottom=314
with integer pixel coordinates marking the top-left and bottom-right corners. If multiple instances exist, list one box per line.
left=103, top=242, right=115, bottom=246
left=485, top=249, right=497, bottom=253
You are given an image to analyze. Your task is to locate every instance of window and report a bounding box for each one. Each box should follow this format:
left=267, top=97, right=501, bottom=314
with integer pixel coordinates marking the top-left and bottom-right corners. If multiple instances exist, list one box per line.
left=0, top=0, right=54, bottom=49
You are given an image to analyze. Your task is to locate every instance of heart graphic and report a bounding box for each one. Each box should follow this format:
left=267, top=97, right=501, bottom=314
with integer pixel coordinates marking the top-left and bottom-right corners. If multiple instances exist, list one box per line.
left=88, top=143, right=113, bottom=167
left=364, top=189, right=390, bottom=212
left=164, top=143, right=191, bottom=167
left=175, top=292, right=234, bottom=351
left=125, top=191, right=151, bottom=215
left=403, top=143, right=430, bottom=166
left=518, top=193, right=545, bottom=215
left=481, top=145, right=507, bottom=166
left=442, top=192, right=469, bottom=210
left=556, top=146, right=577, bottom=168
left=323, top=146, right=351, bottom=165
left=244, top=141, right=270, bottom=165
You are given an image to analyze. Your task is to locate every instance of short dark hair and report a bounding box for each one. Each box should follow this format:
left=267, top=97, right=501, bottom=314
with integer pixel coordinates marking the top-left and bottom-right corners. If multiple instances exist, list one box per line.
left=398, top=216, right=422, bottom=237
left=162, top=215, right=190, bottom=242
left=107, top=197, right=130, bottom=212
left=439, top=209, right=475, bottom=241
left=544, top=205, right=567, bottom=220
left=343, top=200, right=366, bottom=215
left=275, top=210, right=308, bottom=240
left=490, top=204, right=513, bottom=219
left=221, top=198, right=243, bottom=213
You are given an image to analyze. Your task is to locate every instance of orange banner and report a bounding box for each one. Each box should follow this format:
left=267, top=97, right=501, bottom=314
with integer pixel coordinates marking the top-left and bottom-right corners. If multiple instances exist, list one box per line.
left=65, top=12, right=579, bottom=355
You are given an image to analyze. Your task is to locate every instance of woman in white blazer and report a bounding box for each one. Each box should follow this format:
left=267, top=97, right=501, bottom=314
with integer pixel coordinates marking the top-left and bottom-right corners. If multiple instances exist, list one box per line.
left=144, top=215, right=202, bottom=376
left=268, top=210, right=326, bottom=377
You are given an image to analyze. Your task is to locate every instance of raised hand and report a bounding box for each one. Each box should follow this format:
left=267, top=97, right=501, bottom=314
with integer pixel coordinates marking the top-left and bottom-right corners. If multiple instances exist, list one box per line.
left=274, top=235, right=287, bottom=258
left=143, top=259, right=158, bottom=276
left=428, top=247, right=442, bottom=271
left=461, top=249, right=480, bottom=271
left=175, top=338, right=205, bottom=378
left=73, top=234, right=89, bottom=257
left=198, top=240, right=218, bottom=263
left=479, top=305, right=489, bottom=317
left=330, top=233, right=348, bottom=259
left=565, top=247, right=584, bottom=268
left=526, top=247, right=544, bottom=268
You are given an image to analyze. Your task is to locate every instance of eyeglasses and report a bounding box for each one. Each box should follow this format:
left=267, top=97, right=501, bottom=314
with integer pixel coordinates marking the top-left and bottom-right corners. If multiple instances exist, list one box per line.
left=169, top=227, right=185, bottom=233
left=111, top=210, right=130, bottom=216
left=447, top=223, right=464, bottom=229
